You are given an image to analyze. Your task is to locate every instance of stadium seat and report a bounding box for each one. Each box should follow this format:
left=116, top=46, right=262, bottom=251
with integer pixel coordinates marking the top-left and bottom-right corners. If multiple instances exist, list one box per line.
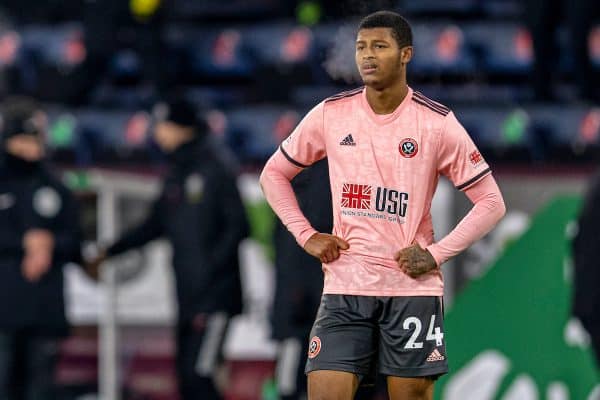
left=410, top=23, right=477, bottom=75
left=224, top=105, right=302, bottom=163
left=466, top=23, right=533, bottom=75
left=20, top=23, right=85, bottom=68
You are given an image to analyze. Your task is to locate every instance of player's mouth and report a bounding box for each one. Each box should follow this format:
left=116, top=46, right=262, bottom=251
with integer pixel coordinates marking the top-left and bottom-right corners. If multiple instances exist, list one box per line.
left=361, top=62, right=378, bottom=75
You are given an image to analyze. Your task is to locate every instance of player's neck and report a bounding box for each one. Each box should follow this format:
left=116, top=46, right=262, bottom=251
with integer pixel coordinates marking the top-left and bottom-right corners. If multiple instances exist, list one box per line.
left=364, top=81, right=409, bottom=115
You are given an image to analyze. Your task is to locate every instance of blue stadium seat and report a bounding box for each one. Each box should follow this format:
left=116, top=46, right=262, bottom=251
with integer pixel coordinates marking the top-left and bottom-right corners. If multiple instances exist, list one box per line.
left=185, top=86, right=245, bottom=109
left=170, top=0, right=281, bottom=19
left=224, top=105, right=302, bottom=162
left=398, top=0, right=522, bottom=17
left=454, top=107, right=524, bottom=148
left=244, top=23, right=317, bottom=67
left=399, top=0, right=478, bottom=15
left=0, top=29, right=22, bottom=68
left=90, top=83, right=158, bottom=110
left=415, top=84, right=530, bottom=105
left=410, top=23, right=477, bottom=74
left=478, top=0, right=523, bottom=18
left=20, top=23, right=85, bottom=67
left=590, top=25, right=600, bottom=67
left=466, top=23, right=533, bottom=74
left=72, top=110, right=153, bottom=165
left=186, top=27, right=255, bottom=79
left=530, top=106, right=600, bottom=147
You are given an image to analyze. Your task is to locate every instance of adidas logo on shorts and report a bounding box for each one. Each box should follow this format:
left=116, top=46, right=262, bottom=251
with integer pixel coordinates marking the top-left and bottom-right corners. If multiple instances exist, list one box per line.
left=340, top=134, right=356, bottom=146
left=426, top=349, right=445, bottom=362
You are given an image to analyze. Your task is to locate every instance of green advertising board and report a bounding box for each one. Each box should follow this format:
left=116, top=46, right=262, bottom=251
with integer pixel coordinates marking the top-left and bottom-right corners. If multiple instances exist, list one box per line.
left=435, top=197, right=599, bottom=399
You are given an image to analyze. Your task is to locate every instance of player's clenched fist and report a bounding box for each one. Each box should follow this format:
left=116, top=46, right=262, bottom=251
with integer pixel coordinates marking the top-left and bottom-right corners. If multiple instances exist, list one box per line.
left=303, top=233, right=349, bottom=264
left=394, top=242, right=438, bottom=278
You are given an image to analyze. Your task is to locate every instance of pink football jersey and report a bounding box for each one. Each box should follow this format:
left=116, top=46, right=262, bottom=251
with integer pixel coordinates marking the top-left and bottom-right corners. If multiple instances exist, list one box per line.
left=279, top=87, right=491, bottom=296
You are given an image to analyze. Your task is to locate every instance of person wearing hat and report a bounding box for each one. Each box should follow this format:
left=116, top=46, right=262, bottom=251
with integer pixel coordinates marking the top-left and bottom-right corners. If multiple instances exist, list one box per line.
left=87, top=96, right=249, bottom=399
left=0, top=96, right=82, bottom=399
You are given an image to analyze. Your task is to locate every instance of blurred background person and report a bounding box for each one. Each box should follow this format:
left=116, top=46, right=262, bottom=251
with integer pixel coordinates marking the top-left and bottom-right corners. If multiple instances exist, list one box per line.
left=572, top=168, right=600, bottom=368
left=0, top=96, right=82, bottom=400
left=524, top=0, right=599, bottom=102
left=271, top=158, right=332, bottom=400
left=86, top=96, right=249, bottom=400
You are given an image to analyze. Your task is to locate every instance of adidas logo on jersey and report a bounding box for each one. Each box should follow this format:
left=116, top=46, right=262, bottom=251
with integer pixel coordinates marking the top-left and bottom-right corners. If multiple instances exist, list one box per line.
left=426, top=349, right=446, bottom=362
left=340, top=134, right=356, bottom=146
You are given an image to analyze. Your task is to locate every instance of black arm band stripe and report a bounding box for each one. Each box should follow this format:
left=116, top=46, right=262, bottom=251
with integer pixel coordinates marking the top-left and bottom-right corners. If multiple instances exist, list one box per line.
left=456, top=168, right=492, bottom=191
left=279, top=145, right=309, bottom=168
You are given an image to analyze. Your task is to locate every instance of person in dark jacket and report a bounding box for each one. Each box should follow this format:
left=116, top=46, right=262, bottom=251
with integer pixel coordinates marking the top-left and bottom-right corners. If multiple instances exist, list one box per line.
left=0, top=96, right=82, bottom=400
left=87, top=97, right=249, bottom=400
left=572, top=169, right=600, bottom=367
left=271, top=158, right=332, bottom=400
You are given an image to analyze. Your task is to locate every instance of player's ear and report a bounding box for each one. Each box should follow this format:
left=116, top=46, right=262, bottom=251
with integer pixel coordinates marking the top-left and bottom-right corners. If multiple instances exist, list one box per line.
left=400, top=46, right=413, bottom=64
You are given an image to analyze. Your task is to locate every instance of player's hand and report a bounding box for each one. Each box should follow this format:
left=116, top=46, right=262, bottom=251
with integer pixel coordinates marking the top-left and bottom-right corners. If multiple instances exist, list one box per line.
left=303, top=233, right=349, bottom=264
left=23, top=229, right=54, bottom=253
left=22, top=249, right=53, bottom=282
left=84, top=251, right=108, bottom=281
left=22, top=229, right=55, bottom=282
left=394, top=242, right=438, bottom=278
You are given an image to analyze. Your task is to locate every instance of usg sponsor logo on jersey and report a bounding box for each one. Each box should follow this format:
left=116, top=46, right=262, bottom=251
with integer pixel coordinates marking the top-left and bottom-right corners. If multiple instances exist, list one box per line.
left=341, top=183, right=409, bottom=221
left=375, top=187, right=409, bottom=217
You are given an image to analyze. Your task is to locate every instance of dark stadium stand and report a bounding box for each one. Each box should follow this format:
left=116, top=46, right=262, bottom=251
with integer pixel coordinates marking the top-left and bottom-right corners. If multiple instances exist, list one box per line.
left=0, top=1, right=598, bottom=397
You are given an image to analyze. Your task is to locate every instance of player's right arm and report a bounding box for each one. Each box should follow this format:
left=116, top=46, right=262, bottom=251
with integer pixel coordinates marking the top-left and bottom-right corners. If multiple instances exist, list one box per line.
left=259, top=102, right=348, bottom=263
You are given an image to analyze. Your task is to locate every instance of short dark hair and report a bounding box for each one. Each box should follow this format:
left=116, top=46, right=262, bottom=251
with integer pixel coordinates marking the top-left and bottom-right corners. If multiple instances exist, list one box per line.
left=358, top=11, right=413, bottom=48
left=0, top=96, right=43, bottom=140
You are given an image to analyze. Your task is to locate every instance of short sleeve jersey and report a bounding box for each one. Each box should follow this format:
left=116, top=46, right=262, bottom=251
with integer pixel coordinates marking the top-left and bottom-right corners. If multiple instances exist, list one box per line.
left=279, top=87, right=491, bottom=296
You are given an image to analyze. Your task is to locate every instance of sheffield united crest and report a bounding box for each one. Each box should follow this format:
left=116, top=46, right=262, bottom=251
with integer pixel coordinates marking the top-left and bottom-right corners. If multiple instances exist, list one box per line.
left=399, top=138, right=418, bottom=158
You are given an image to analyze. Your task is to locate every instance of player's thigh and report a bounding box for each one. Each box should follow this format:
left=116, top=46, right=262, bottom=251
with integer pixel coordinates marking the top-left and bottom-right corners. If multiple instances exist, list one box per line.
left=387, top=376, right=435, bottom=400
left=308, top=370, right=359, bottom=400
left=305, top=295, right=378, bottom=378
left=378, top=296, right=448, bottom=378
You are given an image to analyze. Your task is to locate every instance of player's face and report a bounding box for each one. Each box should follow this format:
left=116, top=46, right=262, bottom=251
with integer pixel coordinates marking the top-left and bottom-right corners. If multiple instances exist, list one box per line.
left=154, top=121, right=193, bottom=153
left=5, top=134, right=44, bottom=162
left=355, top=28, right=412, bottom=89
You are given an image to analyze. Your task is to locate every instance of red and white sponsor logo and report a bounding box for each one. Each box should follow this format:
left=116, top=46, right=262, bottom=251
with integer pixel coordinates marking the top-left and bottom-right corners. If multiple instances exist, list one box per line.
left=308, top=336, right=321, bottom=359
left=426, top=348, right=446, bottom=362
left=341, top=183, right=371, bottom=209
left=469, top=150, right=483, bottom=166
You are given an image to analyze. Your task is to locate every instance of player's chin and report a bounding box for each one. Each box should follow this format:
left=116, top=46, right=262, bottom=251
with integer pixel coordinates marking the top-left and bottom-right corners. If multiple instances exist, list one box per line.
left=360, top=75, right=387, bottom=90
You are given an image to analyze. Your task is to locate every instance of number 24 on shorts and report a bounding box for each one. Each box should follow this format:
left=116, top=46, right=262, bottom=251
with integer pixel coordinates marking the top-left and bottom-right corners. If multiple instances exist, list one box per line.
left=403, top=314, right=444, bottom=349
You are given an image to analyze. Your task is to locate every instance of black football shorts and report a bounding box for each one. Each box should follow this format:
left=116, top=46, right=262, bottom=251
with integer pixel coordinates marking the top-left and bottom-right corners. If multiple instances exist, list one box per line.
left=305, top=294, right=448, bottom=380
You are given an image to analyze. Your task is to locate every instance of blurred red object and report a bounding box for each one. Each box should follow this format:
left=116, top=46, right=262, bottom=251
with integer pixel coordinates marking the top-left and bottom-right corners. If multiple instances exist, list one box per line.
left=0, top=31, right=20, bottom=66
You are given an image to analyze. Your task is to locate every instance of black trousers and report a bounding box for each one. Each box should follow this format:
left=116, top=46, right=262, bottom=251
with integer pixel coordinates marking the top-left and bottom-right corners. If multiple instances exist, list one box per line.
left=176, top=312, right=230, bottom=400
left=0, top=330, right=59, bottom=400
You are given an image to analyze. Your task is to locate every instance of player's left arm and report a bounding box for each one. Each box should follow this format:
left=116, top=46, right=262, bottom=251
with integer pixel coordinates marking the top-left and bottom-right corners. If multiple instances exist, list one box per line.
left=431, top=111, right=506, bottom=266
left=396, top=173, right=504, bottom=277
left=426, top=174, right=504, bottom=265
left=396, top=112, right=506, bottom=276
